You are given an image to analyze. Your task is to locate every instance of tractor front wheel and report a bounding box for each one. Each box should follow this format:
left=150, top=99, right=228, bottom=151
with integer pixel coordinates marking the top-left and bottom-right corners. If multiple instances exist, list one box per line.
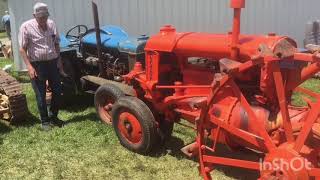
left=94, top=84, right=124, bottom=124
left=111, top=96, right=157, bottom=154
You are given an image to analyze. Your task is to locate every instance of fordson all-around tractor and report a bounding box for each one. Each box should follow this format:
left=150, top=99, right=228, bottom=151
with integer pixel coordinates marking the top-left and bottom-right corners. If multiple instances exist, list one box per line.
left=92, top=0, right=320, bottom=179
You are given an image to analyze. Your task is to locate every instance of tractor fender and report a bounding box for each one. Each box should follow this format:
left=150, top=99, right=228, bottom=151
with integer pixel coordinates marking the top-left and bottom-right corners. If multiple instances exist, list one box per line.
left=80, top=75, right=136, bottom=96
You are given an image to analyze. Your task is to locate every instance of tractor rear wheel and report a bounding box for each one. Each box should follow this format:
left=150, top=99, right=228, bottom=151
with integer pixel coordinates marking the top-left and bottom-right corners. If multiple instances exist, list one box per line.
left=94, top=84, right=124, bottom=124
left=111, top=96, right=157, bottom=154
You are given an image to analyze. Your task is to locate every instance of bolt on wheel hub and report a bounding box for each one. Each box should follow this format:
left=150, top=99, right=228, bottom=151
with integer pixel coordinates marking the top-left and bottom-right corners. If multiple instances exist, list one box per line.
left=118, top=112, right=142, bottom=144
left=99, top=102, right=114, bottom=124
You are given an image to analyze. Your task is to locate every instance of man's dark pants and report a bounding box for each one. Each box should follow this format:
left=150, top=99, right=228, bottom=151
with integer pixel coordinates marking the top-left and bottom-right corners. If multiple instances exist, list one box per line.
left=4, top=22, right=10, bottom=40
left=31, top=59, right=61, bottom=125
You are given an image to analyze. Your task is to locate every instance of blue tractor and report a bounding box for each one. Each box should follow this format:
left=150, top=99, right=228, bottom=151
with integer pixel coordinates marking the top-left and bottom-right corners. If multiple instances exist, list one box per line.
left=53, top=2, right=149, bottom=124
left=59, top=24, right=148, bottom=96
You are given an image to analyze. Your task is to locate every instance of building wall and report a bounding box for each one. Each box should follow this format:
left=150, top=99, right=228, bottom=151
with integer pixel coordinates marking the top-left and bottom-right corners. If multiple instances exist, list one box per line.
left=9, top=0, right=320, bottom=71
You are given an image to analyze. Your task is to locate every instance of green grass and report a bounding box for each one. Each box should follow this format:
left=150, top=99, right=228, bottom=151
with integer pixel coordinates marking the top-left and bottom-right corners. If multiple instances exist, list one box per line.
left=0, top=58, right=12, bottom=68
left=0, top=84, right=236, bottom=179
left=0, top=59, right=319, bottom=179
left=0, top=58, right=30, bottom=83
left=0, top=31, right=8, bottom=39
left=292, top=78, right=320, bottom=106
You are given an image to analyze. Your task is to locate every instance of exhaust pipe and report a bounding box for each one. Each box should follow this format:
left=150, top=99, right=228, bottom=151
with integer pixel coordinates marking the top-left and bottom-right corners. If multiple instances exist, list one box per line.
left=230, top=0, right=245, bottom=60
left=92, top=0, right=106, bottom=77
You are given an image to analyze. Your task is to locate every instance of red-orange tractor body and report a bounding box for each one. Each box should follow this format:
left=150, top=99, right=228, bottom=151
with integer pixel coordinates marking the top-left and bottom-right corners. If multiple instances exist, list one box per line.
left=94, top=0, right=320, bottom=179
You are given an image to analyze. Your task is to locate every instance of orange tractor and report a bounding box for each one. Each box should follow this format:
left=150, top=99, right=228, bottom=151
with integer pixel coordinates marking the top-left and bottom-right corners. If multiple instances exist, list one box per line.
left=94, top=0, right=320, bottom=179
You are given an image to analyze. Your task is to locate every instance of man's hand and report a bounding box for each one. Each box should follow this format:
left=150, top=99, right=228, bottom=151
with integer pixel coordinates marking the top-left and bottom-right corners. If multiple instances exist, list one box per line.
left=27, top=65, right=37, bottom=79
left=59, top=68, right=69, bottom=78
left=20, top=48, right=37, bottom=79
left=57, top=56, right=69, bottom=78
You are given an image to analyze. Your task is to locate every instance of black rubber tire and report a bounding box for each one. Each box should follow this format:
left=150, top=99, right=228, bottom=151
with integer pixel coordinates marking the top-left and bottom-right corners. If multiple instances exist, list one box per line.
left=111, top=96, right=157, bottom=154
left=94, top=84, right=125, bottom=124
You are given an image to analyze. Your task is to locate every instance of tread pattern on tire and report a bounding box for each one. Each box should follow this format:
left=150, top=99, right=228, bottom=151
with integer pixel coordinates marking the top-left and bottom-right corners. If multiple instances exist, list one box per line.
left=94, top=84, right=125, bottom=123
left=111, top=96, right=157, bottom=154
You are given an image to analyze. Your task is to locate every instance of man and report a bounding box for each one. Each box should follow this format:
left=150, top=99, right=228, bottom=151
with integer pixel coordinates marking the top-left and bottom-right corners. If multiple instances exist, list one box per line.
left=2, top=11, right=10, bottom=40
left=19, top=2, right=65, bottom=131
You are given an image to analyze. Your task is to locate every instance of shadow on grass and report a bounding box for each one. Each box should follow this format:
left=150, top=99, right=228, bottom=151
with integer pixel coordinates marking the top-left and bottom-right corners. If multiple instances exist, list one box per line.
left=150, top=137, right=260, bottom=179
left=0, top=120, right=12, bottom=134
left=64, top=112, right=98, bottom=125
left=60, top=93, right=94, bottom=113
left=0, top=120, right=11, bottom=145
left=0, top=112, right=39, bottom=134
left=212, top=145, right=260, bottom=180
left=149, top=136, right=186, bottom=158
left=12, top=112, right=39, bottom=127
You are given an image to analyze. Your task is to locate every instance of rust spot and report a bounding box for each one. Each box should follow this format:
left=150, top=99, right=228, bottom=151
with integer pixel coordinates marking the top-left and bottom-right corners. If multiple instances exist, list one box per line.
left=273, top=39, right=297, bottom=58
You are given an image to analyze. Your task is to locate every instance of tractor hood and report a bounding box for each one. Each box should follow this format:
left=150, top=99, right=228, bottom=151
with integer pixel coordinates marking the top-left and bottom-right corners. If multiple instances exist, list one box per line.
left=145, top=25, right=298, bottom=61
left=81, top=25, right=129, bottom=50
left=118, top=35, right=149, bottom=55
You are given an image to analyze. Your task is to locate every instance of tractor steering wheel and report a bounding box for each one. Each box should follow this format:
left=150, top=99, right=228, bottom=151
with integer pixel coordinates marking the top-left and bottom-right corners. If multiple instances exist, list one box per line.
left=66, top=25, right=88, bottom=42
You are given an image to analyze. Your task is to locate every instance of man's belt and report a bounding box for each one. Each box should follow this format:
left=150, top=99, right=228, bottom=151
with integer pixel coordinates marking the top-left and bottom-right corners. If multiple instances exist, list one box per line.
left=30, top=57, right=58, bottom=63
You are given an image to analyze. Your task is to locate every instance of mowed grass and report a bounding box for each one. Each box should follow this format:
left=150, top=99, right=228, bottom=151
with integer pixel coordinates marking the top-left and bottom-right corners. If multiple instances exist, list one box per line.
left=0, top=32, right=8, bottom=39
left=0, top=59, right=319, bottom=179
left=0, top=62, right=233, bottom=179
left=0, top=58, right=12, bottom=68
left=292, top=78, right=320, bottom=105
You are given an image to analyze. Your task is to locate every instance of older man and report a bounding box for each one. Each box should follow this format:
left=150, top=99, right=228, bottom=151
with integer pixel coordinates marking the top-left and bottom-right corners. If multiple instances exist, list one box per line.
left=19, top=2, right=64, bottom=131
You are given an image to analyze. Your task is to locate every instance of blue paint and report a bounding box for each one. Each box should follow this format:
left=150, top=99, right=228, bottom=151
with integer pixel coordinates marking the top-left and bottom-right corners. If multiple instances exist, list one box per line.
left=82, top=25, right=129, bottom=51
left=60, top=25, right=149, bottom=55
left=59, top=33, right=72, bottom=49
left=118, top=35, right=149, bottom=54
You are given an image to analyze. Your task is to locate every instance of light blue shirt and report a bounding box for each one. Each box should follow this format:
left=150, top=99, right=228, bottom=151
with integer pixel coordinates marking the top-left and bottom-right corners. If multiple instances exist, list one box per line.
left=2, top=14, right=10, bottom=25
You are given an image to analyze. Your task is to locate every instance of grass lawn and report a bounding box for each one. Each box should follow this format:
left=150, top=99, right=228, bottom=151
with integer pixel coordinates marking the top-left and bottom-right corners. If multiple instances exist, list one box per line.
left=0, top=58, right=12, bottom=68
left=0, top=31, right=8, bottom=39
left=0, top=61, right=234, bottom=180
left=0, top=60, right=319, bottom=179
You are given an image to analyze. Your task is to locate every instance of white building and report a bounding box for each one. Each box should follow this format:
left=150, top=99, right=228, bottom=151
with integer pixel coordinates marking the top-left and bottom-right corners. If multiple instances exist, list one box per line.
left=8, top=0, right=320, bottom=71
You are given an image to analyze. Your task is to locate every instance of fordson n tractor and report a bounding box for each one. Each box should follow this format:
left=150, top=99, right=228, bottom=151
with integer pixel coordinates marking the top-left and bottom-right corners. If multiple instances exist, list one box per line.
left=59, top=0, right=320, bottom=179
